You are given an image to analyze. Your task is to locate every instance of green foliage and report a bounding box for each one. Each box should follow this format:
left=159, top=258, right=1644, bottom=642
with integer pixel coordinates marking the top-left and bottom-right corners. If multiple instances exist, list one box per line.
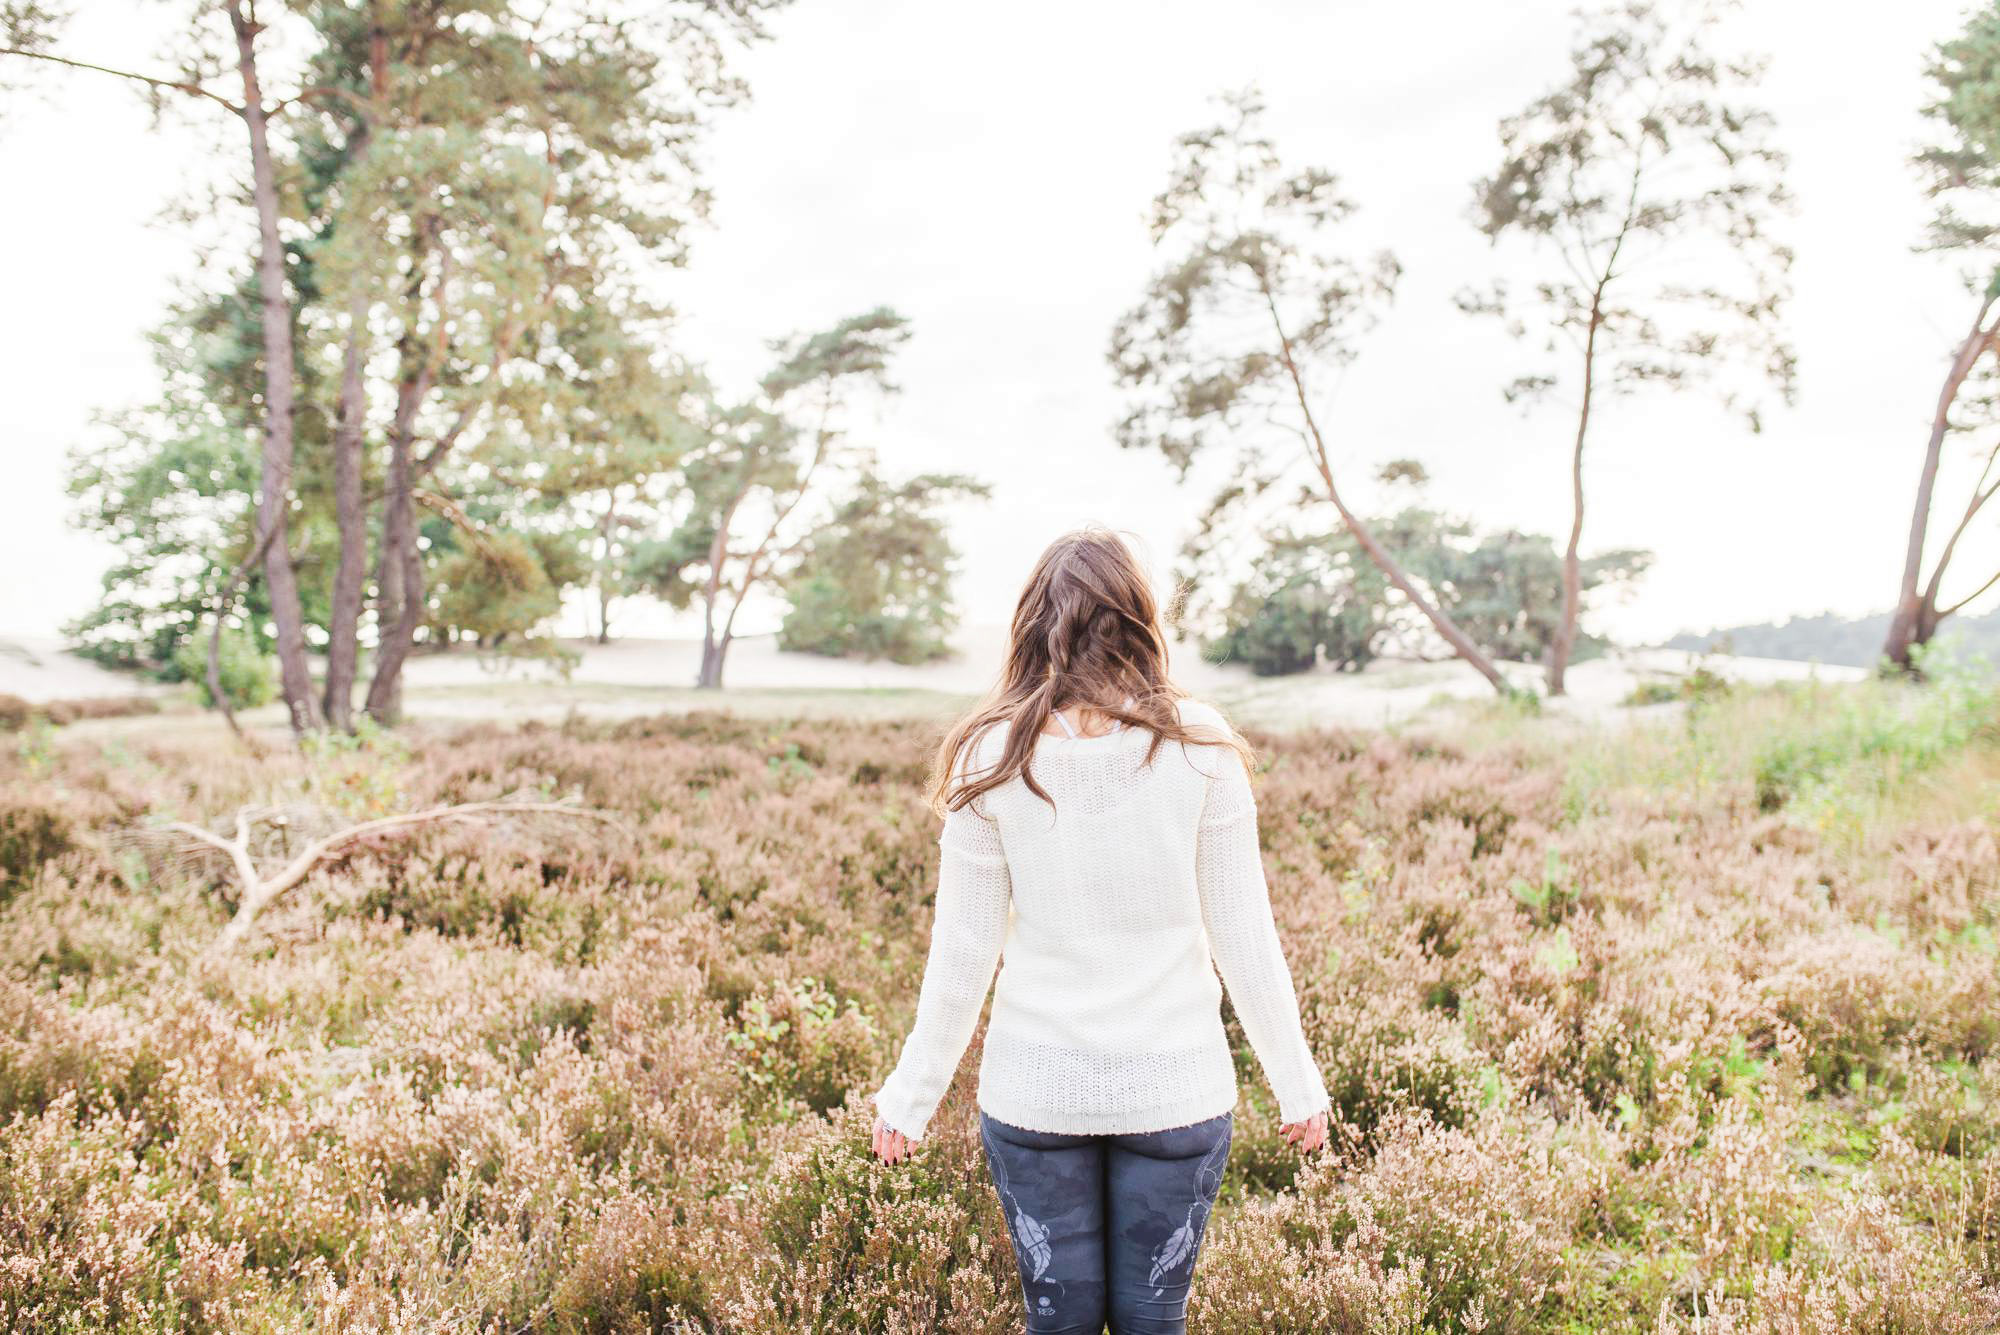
left=1623, top=666, right=1733, bottom=708
left=494, top=305, right=700, bottom=643
left=1623, top=679, right=1682, bottom=706
left=1192, top=503, right=1649, bottom=674
left=779, top=471, right=989, bottom=664
left=759, top=308, right=915, bottom=401
left=1752, top=645, right=1997, bottom=823
left=1111, top=88, right=1399, bottom=477
left=0, top=1, right=65, bottom=77
left=1114, top=96, right=1514, bottom=689
left=300, top=718, right=412, bottom=820
left=726, top=978, right=880, bottom=1118
left=64, top=313, right=271, bottom=671
left=171, top=626, right=276, bottom=711
left=0, top=787, right=73, bottom=898
left=1668, top=611, right=2000, bottom=670
left=765, top=741, right=815, bottom=786
left=1420, top=529, right=1651, bottom=665
left=55, top=0, right=790, bottom=695
left=628, top=399, right=794, bottom=613
left=1509, top=848, right=1576, bottom=926
left=1919, top=3, right=2000, bottom=257
left=1465, top=0, right=1796, bottom=427
left=639, top=311, right=925, bottom=685
left=1205, top=529, right=1389, bottom=675
left=427, top=530, right=563, bottom=646
left=624, top=528, right=711, bottom=612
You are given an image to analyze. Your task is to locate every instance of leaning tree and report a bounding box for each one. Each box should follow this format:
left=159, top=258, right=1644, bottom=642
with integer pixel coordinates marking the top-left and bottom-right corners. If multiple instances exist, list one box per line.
left=1465, top=0, right=1795, bottom=695
left=1883, top=3, right=2000, bottom=671
left=1111, top=89, right=1512, bottom=693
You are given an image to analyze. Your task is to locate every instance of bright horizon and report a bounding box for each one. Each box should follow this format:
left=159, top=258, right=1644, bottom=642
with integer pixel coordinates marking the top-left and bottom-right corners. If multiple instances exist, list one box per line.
left=3, top=0, right=1991, bottom=650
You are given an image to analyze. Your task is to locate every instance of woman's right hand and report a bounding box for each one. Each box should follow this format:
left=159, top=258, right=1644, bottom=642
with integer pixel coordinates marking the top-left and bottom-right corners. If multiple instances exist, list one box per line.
left=1280, top=1110, right=1328, bottom=1153
left=871, top=1115, right=911, bottom=1165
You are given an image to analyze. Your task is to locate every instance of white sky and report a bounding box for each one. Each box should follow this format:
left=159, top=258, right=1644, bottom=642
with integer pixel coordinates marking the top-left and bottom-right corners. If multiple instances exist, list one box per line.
left=3, top=0, right=1992, bottom=645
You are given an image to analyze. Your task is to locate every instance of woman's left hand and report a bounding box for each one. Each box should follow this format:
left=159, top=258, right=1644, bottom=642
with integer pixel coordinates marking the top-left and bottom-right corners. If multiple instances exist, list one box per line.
left=871, top=1115, right=911, bottom=1165
left=1280, top=1110, right=1328, bottom=1153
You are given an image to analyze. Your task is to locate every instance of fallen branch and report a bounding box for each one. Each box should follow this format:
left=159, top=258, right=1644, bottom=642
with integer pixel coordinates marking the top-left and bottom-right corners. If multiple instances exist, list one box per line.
left=165, top=800, right=625, bottom=951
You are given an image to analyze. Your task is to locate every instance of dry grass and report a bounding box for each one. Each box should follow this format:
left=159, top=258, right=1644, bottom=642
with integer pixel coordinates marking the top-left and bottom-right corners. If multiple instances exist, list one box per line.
left=1, top=681, right=1997, bottom=1332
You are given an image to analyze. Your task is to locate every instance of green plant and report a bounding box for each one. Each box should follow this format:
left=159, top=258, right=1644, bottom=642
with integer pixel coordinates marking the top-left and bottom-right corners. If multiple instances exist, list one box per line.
left=766, top=742, right=815, bottom=785
left=1509, top=847, right=1575, bottom=925
left=172, top=627, right=276, bottom=711
left=301, top=716, right=411, bottom=818
left=1622, top=678, right=1683, bottom=707
left=726, top=977, right=879, bottom=1118
left=11, top=720, right=54, bottom=777
left=1753, top=644, right=1995, bottom=823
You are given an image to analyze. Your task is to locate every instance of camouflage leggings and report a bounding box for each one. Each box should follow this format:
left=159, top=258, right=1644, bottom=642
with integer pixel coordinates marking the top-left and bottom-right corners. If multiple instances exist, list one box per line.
left=976, top=1110, right=1233, bottom=1335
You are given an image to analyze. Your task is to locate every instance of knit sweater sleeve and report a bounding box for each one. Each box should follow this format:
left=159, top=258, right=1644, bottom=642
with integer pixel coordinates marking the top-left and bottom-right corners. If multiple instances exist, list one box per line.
left=1195, top=754, right=1332, bottom=1125
left=870, top=798, right=1012, bottom=1142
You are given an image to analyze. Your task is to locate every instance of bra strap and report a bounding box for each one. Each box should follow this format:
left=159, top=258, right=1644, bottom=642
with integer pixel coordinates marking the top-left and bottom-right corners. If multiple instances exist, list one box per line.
left=1051, top=701, right=1133, bottom=737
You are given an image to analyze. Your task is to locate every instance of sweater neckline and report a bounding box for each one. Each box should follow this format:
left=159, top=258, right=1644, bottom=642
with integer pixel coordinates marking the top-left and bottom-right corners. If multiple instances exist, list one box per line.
left=1039, top=696, right=1138, bottom=745
left=1036, top=720, right=1139, bottom=747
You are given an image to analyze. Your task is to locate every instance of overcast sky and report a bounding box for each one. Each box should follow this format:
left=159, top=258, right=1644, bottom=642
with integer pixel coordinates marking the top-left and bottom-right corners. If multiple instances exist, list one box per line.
left=2, top=0, right=1991, bottom=644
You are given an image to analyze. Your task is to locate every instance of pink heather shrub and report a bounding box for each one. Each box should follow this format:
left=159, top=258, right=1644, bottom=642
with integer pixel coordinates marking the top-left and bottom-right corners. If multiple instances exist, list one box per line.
left=720, top=1081, right=1022, bottom=1333
left=0, top=690, right=1992, bottom=1329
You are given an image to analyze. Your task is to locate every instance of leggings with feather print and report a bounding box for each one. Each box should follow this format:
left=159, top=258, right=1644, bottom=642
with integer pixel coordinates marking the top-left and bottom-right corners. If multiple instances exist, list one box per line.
left=977, top=1109, right=1232, bottom=1335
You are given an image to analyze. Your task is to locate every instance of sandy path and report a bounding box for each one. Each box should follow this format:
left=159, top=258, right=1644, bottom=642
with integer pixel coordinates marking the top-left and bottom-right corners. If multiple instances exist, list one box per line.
left=0, top=636, right=172, bottom=703
left=3, top=626, right=1864, bottom=734
left=398, top=629, right=1862, bottom=729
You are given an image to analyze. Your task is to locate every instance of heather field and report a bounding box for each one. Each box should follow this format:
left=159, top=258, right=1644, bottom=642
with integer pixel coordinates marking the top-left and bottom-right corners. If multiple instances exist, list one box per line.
left=4, top=671, right=2000, bottom=1333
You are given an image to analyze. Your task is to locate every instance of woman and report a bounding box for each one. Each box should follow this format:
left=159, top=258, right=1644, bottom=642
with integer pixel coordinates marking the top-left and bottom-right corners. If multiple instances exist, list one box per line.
left=869, top=528, right=1331, bottom=1335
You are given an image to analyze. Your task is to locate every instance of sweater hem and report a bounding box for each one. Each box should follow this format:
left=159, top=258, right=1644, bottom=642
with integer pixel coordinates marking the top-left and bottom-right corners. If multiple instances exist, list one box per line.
left=973, top=1080, right=1239, bottom=1138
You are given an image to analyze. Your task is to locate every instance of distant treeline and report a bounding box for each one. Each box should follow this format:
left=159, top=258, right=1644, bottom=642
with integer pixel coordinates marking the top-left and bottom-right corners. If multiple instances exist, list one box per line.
left=1664, top=610, right=2000, bottom=668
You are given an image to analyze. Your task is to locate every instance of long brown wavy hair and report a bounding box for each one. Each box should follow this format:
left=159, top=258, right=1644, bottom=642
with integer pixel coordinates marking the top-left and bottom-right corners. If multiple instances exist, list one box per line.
left=930, top=528, right=1253, bottom=814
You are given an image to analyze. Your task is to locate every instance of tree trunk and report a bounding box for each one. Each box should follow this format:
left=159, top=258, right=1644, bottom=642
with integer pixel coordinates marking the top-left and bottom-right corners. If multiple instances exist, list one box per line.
left=363, top=220, right=437, bottom=728
left=696, top=583, right=724, bottom=689
left=1884, top=295, right=1997, bottom=673
left=364, top=380, right=423, bottom=723
left=595, top=493, right=617, bottom=645
left=205, top=512, right=285, bottom=743
left=323, top=19, right=383, bottom=731
left=694, top=513, right=734, bottom=689
left=230, top=0, right=318, bottom=734
left=697, top=633, right=724, bottom=689
left=370, top=479, right=404, bottom=715
left=1325, top=486, right=1503, bottom=687
left=1258, top=287, right=1510, bottom=693
left=1547, top=302, right=1603, bottom=698
left=324, top=289, right=369, bottom=731
left=705, top=579, right=758, bottom=692
left=696, top=581, right=729, bottom=689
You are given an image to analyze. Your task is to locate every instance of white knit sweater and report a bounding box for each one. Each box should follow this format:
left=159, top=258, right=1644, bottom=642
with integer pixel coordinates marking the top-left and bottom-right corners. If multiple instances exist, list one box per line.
left=870, top=699, right=1331, bottom=1141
